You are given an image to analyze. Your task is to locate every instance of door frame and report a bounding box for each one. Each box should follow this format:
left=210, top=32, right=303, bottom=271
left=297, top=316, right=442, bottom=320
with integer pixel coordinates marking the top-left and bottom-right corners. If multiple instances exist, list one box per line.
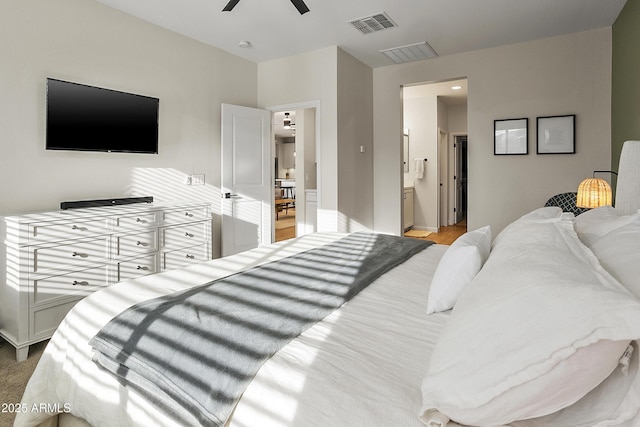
left=438, top=128, right=449, bottom=229
left=267, top=100, right=321, bottom=242
left=399, top=77, right=468, bottom=234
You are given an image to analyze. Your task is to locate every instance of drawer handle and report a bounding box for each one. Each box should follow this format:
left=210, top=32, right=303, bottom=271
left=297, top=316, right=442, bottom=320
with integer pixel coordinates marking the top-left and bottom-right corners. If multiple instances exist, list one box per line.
left=184, top=212, right=194, bottom=217
left=185, top=232, right=194, bottom=238
left=72, top=280, right=89, bottom=286
left=136, top=241, right=149, bottom=247
left=72, top=252, right=88, bottom=258
left=71, top=225, right=88, bottom=231
left=135, top=217, right=146, bottom=223
left=185, top=254, right=195, bottom=259
left=136, top=265, right=149, bottom=271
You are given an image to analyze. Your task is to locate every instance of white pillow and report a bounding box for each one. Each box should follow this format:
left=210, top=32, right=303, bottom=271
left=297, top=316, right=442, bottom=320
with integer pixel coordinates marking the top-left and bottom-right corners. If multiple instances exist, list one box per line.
left=492, top=206, right=564, bottom=248
left=510, top=341, right=640, bottom=427
left=590, top=222, right=640, bottom=299
left=517, top=205, right=564, bottom=221
left=574, top=206, right=640, bottom=247
left=426, top=225, right=491, bottom=314
left=420, top=216, right=640, bottom=426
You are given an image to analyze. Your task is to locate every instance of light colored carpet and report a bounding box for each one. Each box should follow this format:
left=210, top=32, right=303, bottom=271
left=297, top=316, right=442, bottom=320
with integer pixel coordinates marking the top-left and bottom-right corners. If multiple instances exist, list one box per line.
left=0, top=338, right=47, bottom=426
left=404, top=229, right=432, bottom=238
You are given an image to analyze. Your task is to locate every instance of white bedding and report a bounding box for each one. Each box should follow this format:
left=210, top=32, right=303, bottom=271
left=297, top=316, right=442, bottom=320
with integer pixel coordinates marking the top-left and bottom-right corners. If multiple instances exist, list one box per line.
left=18, top=218, right=640, bottom=427
left=15, top=233, right=451, bottom=427
left=420, top=210, right=640, bottom=426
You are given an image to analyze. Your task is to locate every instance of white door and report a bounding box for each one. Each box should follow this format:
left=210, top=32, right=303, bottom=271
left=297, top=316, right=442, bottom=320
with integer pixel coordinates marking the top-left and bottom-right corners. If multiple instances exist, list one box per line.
left=221, top=104, right=272, bottom=257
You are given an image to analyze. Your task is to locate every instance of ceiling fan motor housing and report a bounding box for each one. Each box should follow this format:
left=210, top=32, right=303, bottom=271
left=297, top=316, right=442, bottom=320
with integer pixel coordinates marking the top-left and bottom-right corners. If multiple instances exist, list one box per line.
left=223, top=0, right=309, bottom=15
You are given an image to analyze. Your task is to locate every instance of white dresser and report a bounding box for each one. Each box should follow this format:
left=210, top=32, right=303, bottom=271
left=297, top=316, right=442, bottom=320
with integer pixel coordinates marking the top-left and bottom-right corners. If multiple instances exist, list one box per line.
left=0, top=201, right=212, bottom=361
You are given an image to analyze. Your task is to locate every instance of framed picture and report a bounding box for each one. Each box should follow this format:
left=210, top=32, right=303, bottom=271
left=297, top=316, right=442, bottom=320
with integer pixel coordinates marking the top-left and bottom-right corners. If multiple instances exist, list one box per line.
left=536, top=115, right=575, bottom=154
left=494, top=118, right=528, bottom=155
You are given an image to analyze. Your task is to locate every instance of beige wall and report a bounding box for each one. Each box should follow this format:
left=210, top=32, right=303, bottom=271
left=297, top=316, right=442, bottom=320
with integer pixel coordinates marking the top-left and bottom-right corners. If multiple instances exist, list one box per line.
left=403, top=94, right=439, bottom=231
left=375, top=28, right=612, bottom=235
left=258, top=46, right=374, bottom=232
left=336, top=48, right=374, bottom=232
left=258, top=47, right=339, bottom=231
left=301, top=108, right=317, bottom=190
left=0, top=0, right=257, bottom=257
left=448, top=104, right=468, bottom=136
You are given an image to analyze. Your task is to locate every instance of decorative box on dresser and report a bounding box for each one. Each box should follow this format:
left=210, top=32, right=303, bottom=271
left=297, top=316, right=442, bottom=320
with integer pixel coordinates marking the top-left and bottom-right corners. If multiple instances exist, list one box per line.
left=0, top=201, right=212, bottom=361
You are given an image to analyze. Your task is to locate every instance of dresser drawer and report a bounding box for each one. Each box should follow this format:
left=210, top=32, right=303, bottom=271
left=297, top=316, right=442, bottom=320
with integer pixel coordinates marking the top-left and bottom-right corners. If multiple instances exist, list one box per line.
left=30, top=299, right=81, bottom=341
left=30, top=218, right=110, bottom=243
left=115, top=253, right=158, bottom=282
left=114, top=212, right=158, bottom=230
left=114, top=230, right=158, bottom=257
left=162, top=206, right=209, bottom=225
left=162, top=243, right=209, bottom=271
left=30, top=264, right=109, bottom=307
left=161, top=222, right=208, bottom=249
left=32, top=237, right=109, bottom=274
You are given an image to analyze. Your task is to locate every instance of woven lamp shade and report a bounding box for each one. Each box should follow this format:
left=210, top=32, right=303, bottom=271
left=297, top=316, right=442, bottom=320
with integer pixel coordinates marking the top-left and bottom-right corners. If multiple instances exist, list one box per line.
left=576, top=178, right=612, bottom=208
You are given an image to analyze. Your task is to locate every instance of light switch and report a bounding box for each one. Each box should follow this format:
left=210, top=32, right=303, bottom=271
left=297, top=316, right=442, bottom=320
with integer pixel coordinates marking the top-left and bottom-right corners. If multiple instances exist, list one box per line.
left=192, top=174, right=205, bottom=185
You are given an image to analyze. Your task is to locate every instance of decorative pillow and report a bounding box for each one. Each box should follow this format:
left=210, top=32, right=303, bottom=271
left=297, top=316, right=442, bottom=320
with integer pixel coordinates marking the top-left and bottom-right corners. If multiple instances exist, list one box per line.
left=590, top=222, right=640, bottom=299
left=420, top=214, right=640, bottom=426
left=426, top=225, right=491, bottom=314
left=573, top=206, right=640, bottom=247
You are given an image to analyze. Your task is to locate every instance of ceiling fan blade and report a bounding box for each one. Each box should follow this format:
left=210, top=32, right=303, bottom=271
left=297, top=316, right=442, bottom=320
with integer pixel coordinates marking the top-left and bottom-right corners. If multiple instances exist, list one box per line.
left=222, top=0, right=241, bottom=12
left=290, top=0, right=310, bottom=15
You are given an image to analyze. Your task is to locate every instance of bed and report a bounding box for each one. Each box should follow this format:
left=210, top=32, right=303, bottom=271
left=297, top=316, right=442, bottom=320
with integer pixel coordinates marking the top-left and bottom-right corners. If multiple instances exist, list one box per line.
left=15, top=141, right=640, bottom=427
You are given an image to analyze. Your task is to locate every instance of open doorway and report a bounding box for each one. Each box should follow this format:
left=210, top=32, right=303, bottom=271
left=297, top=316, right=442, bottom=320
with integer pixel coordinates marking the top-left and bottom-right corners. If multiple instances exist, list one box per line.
left=274, top=111, right=297, bottom=241
left=402, top=78, right=468, bottom=241
left=272, top=106, right=318, bottom=242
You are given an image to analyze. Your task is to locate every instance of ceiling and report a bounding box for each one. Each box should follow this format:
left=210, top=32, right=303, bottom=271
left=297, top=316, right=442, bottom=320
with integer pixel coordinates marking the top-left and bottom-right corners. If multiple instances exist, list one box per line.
left=404, top=79, right=468, bottom=107
left=95, top=0, right=626, bottom=69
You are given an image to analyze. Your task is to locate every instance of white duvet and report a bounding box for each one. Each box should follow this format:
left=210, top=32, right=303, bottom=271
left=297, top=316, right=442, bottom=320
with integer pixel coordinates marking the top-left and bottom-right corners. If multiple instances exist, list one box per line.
left=15, top=233, right=451, bottom=427
left=421, top=213, right=640, bottom=426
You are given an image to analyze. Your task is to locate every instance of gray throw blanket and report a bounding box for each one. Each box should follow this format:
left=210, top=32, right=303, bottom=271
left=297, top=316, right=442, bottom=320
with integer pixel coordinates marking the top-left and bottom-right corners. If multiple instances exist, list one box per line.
left=89, top=232, right=432, bottom=426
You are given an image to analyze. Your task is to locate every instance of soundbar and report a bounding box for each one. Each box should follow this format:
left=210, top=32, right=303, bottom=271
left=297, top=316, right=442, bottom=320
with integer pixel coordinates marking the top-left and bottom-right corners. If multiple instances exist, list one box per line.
left=60, top=196, right=153, bottom=210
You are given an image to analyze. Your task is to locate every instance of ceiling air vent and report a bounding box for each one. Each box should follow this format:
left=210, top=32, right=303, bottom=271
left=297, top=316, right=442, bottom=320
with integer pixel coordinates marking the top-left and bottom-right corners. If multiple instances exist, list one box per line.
left=349, top=12, right=397, bottom=35
left=380, top=41, right=439, bottom=64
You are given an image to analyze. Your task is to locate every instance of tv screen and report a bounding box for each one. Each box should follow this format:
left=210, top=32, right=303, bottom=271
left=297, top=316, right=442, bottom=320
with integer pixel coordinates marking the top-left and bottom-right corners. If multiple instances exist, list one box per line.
left=46, top=78, right=159, bottom=153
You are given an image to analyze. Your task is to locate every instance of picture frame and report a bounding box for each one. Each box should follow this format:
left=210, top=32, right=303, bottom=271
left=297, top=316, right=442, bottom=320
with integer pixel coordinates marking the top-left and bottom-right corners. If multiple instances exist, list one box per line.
left=494, top=118, right=528, bottom=155
left=536, top=115, right=575, bottom=154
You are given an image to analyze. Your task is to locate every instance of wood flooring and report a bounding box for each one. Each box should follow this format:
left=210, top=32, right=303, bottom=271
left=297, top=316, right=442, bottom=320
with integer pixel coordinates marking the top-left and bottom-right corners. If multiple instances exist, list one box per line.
left=406, top=219, right=467, bottom=245
left=276, top=208, right=467, bottom=246
left=275, top=208, right=296, bottom=242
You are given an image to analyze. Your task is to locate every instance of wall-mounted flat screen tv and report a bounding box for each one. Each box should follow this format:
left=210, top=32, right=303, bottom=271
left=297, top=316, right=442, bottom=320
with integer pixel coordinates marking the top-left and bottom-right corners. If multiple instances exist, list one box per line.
left=46, top=78, right=159, bottom=154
